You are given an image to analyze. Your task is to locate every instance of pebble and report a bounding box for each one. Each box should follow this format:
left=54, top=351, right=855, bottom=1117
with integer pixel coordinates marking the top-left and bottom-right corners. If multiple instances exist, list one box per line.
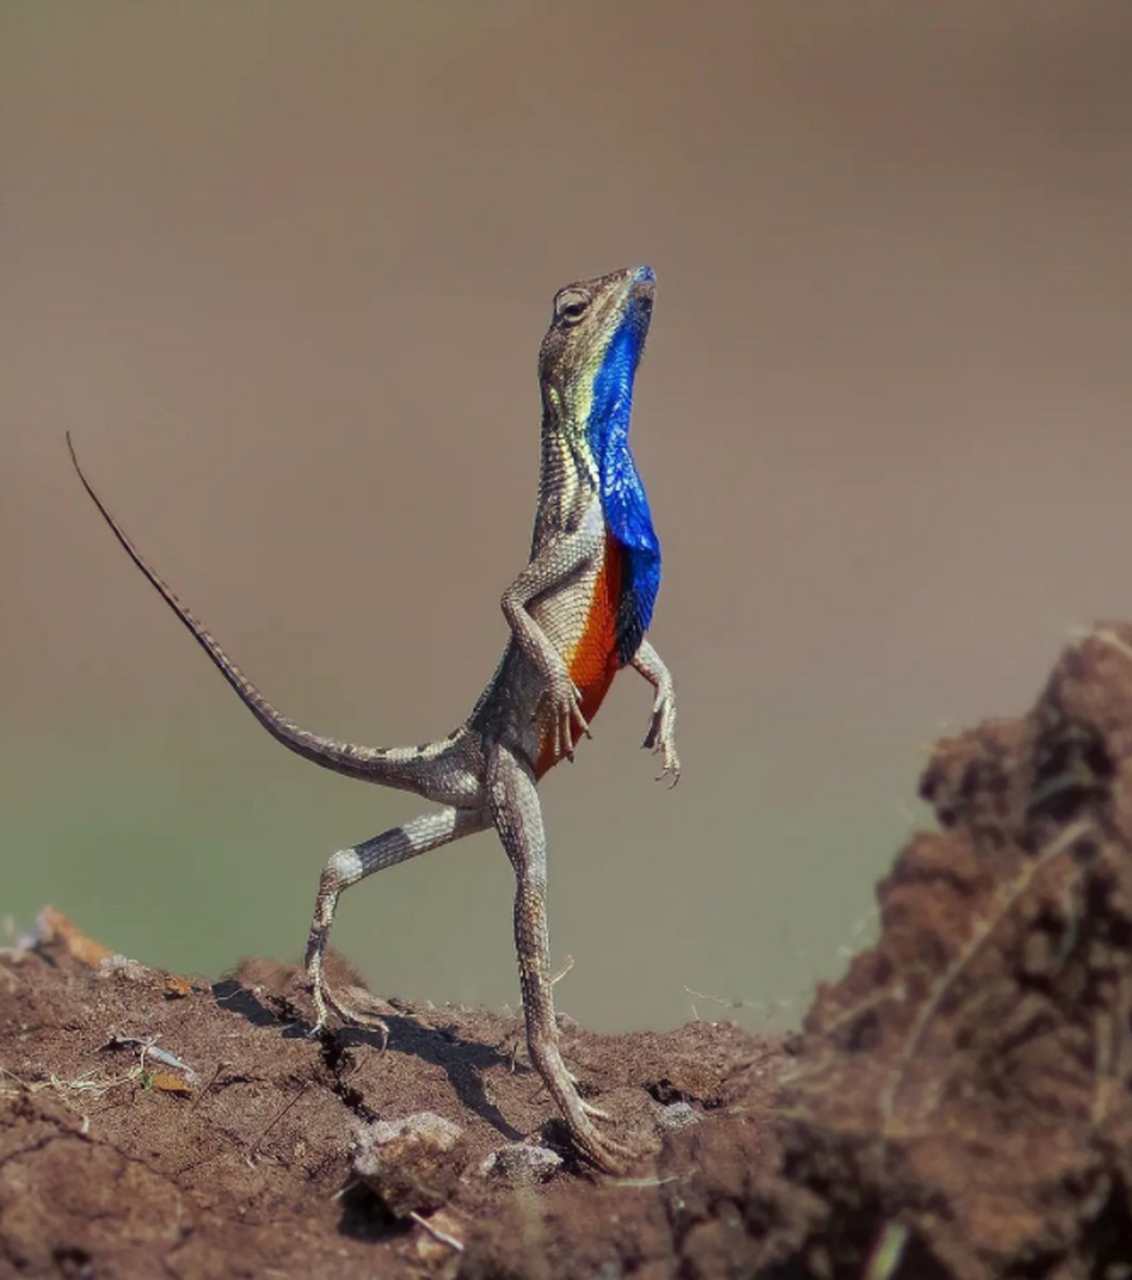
left=657, top=1102, right=699, bottom=1130
left=479, top=1142, right=563, bottom=1186
left=353, top=1112, right=466, bottom=1215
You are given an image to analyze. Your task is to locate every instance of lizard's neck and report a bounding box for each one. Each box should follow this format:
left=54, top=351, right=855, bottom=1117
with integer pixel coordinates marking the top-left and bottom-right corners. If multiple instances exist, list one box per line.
left=530, top=404, right=598, bottom=552
left=532, top=302, right=652, bottom=549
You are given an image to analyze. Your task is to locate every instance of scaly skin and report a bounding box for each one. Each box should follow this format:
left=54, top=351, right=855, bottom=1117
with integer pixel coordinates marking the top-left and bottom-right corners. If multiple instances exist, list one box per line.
left=68, top=265, right=679, bottom=1172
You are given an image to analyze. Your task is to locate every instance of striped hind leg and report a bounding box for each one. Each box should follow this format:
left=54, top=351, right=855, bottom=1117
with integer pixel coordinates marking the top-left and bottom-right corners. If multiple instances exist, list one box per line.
left=305, top=806, right=490, bottom=1033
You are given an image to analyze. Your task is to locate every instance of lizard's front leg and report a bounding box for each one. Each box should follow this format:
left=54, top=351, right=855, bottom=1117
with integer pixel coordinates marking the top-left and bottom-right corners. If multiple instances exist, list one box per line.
left=486, top=741, right=632, bottom=1173
left=632, top=638, right=681, bottom=785
left=500, top=525, right=602, bottom=763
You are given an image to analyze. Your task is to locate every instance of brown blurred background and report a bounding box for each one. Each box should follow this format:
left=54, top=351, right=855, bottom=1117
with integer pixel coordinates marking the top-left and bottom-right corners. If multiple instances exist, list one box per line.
left=3, top=2, right=1131, bottom=1032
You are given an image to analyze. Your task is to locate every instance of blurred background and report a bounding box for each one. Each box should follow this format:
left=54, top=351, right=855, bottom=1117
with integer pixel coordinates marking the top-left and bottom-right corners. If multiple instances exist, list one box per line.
left=3, top=2, right=1131, bottom=1033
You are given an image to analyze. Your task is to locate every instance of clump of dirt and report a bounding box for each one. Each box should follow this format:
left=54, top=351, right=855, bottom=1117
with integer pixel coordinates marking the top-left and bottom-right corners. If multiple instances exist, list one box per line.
left=5, top=625, right=1132, bottom=1278
left=773, top=623, right=1132, bottom=1280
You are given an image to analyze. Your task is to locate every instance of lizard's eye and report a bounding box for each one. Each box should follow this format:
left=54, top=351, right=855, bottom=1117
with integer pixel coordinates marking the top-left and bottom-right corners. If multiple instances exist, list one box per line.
left=554, top=290, right=591, bottom=325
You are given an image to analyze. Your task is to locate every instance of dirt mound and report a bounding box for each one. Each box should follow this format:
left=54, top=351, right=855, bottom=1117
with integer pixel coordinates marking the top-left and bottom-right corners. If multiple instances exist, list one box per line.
left=5, top=625, right=1132, bottom=1278
left=777, top=623, right=1132, bottom=1279
left=0, top=920, right=782, bottom=1278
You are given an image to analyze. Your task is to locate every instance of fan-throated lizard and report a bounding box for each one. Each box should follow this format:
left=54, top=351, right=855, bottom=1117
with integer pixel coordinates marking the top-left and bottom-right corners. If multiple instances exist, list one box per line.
left=68, top=264, right=680, bottom=1171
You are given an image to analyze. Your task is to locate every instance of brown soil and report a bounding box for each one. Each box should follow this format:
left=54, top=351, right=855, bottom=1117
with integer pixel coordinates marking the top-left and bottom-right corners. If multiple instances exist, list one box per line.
left=6, top=625, right=1132, bottom=1279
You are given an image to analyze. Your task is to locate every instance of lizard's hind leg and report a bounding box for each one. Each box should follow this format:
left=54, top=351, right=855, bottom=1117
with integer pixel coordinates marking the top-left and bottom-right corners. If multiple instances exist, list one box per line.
left=486, top=743, right=633, bottom=1173
left=305, top=806, right=490, bottom=1034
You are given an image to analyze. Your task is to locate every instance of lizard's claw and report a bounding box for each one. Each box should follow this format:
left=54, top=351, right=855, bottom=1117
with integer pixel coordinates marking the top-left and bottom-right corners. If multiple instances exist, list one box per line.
left=642, top=694, right=680, bottom=787
left=579, top=1098, right=611, bottom=1120
left=308, top=970, right=389, bottom=1049
left=544, top=676, right=591, bottom=763
left=534, top=1042, right=636, bottom=1174
left=565, top=1102, right=636, bottom=1174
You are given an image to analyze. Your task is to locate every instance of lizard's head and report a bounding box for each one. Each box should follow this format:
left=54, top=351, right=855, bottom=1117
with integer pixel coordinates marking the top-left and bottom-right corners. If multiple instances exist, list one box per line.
left=538, top=265, right=655, bottom=431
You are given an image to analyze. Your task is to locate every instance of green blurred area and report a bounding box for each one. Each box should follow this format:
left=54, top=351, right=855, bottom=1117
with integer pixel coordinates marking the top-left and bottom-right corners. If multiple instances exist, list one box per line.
left=0, top=701, right=915, bottom=1034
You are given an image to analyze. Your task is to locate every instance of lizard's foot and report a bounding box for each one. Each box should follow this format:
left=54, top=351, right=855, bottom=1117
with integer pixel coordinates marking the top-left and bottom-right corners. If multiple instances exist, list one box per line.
left=540, top=675, right=591, bottom=763
left=643, top=694, right=680, bottom=786
left=534, top=1042, right=636, bottom=1174
left=307, top=965, right=389, bottom=1048
left=559, top=1090, right=636, bottom=1174
left=323, top=987, right=389, bottom=1049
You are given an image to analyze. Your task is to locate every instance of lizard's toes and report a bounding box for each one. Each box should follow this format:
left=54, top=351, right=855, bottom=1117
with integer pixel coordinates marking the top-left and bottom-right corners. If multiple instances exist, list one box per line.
left=561, top=1094, right=640, bottom=1174
left=573, top=1121, right=636, bottom=1175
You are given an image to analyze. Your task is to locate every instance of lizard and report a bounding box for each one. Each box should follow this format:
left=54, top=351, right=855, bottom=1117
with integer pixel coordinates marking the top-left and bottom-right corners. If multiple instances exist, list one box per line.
left=68, top=263, right=680, bottom=1172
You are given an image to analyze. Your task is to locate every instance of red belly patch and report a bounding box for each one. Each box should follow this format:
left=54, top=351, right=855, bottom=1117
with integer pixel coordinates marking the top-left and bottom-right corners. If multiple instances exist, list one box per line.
left=535, top=532, right=623, bottom=776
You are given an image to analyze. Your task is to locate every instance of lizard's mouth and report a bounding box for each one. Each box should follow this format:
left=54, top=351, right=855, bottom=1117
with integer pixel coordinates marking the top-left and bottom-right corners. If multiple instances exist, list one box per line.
left=627, top=266, right=655, bottom=333
left=627, top=287, right=654, bottom=348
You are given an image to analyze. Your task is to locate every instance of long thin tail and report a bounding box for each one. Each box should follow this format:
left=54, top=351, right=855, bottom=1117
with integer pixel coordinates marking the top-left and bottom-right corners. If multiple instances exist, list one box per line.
left=67, top=434, right=438, bottom=787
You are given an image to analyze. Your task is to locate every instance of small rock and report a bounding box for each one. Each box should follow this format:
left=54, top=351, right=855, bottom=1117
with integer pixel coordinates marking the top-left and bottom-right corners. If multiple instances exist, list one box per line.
left=149, top=1072, right=193, bottom=1096
left=657, top=1101, right=699, bottom=1130
left=352, top=1113, right=466, bottom=1215
left=97, top=954, right=152, bottom=982
left=479, top=1142, right=563, bottom=1186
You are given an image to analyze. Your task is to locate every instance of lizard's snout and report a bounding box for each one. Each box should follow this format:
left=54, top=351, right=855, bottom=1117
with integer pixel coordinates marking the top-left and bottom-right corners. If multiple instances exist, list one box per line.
left=629, top=267, right=655, bottom=326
